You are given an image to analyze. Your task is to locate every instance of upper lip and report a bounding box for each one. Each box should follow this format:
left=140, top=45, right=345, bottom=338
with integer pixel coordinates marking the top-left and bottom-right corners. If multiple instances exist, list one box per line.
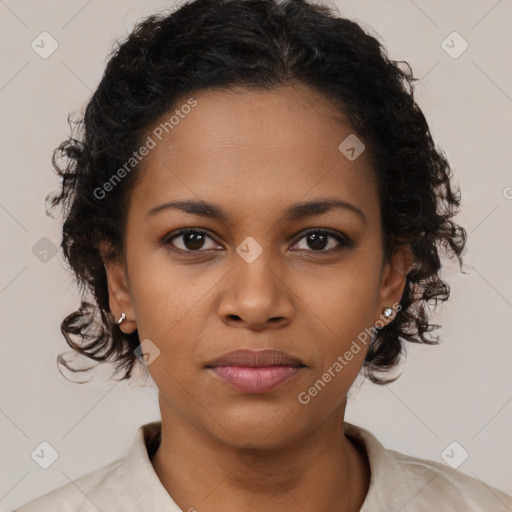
left=206, top=349, right=305, bottom=368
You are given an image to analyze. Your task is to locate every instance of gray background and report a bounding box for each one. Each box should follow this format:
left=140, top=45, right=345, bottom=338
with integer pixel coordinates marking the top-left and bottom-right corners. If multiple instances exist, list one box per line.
left=1, top=0, right=511, bottom=509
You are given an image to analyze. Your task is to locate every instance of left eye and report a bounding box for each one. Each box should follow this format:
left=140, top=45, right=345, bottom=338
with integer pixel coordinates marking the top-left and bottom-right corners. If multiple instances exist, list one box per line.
left=162, top=228, right=350, bottom=253
left=291, top=229, right=350, bottom=252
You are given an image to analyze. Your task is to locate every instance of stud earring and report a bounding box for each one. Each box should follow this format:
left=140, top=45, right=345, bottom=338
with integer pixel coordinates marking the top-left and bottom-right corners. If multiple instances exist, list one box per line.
left=117, top=312, right=126, bottom=325
left=382, top=307, right=394, bottom=318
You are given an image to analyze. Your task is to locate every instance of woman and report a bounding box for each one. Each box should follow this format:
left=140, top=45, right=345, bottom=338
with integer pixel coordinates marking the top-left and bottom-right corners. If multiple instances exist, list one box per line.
left=15, top=0, right=512, bottom=510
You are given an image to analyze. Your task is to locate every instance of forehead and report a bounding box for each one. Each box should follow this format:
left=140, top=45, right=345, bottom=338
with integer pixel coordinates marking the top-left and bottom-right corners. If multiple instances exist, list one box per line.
left=129, top=85, right=378, bottom=224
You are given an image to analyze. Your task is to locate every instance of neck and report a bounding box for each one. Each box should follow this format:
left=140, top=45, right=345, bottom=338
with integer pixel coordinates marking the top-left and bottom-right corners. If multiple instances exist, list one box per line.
left=150, top=395, right=370, bottom=512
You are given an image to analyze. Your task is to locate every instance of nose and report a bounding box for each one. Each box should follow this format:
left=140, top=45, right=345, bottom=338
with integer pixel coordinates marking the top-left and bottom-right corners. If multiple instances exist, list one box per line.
left=217, top=251, right=295, bottom=331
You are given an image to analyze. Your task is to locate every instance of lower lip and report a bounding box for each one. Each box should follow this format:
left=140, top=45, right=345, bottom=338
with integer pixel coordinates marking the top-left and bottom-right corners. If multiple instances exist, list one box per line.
left=209, top=365, right=304, bottom=393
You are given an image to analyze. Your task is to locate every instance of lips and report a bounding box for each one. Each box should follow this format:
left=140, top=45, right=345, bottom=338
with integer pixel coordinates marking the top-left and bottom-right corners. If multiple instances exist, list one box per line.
left=205, top=349, right=306, bottom=393
left=205, top=349, right=305, bottom=368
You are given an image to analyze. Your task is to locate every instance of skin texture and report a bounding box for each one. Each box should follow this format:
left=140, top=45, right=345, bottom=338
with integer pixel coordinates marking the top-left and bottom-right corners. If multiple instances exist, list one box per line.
left=101, top=84, right=413, bottom=512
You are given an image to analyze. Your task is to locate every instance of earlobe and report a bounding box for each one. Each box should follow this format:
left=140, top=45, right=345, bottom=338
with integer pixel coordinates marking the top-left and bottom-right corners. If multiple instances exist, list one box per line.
left=375, top=244, right=414, bottom=325
left=100, top=241, right=137, bottom=334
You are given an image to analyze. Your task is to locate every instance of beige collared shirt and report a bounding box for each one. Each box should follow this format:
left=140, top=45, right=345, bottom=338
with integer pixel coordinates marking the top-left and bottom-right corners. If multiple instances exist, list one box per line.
left=15, top=421, right=512, bottom=511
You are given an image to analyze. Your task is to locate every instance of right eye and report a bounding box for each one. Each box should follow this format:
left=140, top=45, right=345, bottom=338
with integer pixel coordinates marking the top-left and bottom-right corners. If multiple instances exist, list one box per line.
left=162, top=228, right=222, bottom=252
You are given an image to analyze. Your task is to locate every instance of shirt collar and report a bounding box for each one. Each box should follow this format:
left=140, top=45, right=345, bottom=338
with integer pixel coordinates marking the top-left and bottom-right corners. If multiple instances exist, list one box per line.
left=125, top=421, right=182, bottom=511
left=343, top=421, right=412, bottom=511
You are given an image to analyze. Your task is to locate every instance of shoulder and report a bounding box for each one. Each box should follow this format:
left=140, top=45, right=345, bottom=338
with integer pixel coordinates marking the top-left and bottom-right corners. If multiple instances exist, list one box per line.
left=13, top=421, right=175, bottom=512
left=388, top=448, right=512, bottom=511
left=13, top=457, right=132, bottom=511
left=344, top=422, right=512, bottom=512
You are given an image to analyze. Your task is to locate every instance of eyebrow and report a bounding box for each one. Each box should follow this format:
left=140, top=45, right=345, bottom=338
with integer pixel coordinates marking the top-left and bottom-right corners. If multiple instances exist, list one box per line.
left=146, top=198, right=366, bottom=224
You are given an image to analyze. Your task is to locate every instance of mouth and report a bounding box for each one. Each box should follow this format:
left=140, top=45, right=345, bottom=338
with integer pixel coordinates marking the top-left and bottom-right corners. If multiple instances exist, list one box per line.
left=205, top=349, right=306, bottom=393
left=205, top=348, right=305, bottom=368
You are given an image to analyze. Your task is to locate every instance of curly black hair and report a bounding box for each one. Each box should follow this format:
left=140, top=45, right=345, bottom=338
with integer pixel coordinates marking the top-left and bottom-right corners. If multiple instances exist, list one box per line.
left=47, top=0, right=467, bottom=385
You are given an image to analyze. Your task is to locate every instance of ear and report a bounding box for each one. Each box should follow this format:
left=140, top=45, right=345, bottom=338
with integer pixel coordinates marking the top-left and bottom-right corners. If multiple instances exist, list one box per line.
left=99, top=241, right=137, bottom=334
left=374, top=243, right=414, bottom=325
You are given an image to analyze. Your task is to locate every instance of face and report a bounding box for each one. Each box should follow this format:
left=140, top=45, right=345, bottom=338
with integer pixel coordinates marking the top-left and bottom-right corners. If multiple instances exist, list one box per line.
left=102, top=85, right=411, bottom=448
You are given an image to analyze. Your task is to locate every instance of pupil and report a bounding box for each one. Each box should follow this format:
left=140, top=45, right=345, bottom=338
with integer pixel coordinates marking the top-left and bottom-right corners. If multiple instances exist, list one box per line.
left=308, top=233, right=327, bottom=250
left=185, top=232, right=204, bottom=250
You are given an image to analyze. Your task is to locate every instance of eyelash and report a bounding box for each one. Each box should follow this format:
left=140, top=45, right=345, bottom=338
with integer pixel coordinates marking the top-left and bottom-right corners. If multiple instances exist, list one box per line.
left=161, top=228, right=353, bottom=255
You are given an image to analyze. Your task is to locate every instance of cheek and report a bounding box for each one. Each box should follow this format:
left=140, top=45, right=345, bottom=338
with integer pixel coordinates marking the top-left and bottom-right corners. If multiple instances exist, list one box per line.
left=127, top=250, right=208, bottom=336
left=296, top=258, right=380, bottom=331
left=296, top=296, right=372, bottom=413
left=126, top=255, right=220, bottom=387
left=294, top=260, right=379, bottom=382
